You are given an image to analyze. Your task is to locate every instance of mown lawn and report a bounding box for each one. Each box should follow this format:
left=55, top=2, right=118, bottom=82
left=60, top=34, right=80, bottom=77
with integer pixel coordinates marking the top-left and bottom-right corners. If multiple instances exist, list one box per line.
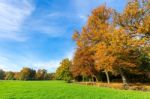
left=0, top=80, right=150, bottom=99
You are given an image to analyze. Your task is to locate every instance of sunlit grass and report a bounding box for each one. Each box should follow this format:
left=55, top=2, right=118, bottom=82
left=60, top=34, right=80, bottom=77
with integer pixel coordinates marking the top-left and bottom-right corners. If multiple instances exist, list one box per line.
left=0, top=80, right=150, bottom=99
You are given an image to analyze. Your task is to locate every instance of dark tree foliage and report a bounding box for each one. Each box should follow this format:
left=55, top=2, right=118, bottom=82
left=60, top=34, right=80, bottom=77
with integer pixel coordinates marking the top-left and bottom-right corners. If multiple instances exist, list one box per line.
left=0, top=69, right=5, bottom=80
left=19, top=67, right=36, bottom=80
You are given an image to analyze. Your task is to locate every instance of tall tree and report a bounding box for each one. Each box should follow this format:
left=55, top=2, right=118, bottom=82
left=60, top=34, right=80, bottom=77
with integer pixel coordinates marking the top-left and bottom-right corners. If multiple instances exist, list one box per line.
left=72, top=5, right=112, bottom=82
left=71, top=47, right=98, bottom=82
left=114, top=0, right=150, bottom=37
left=89, top=5, right=113, bottom=83
left=110, top=29, right=142, bottom=85
left=94, top=43, right=116, bottom=84
left=113, top=0, right=150, bottom=85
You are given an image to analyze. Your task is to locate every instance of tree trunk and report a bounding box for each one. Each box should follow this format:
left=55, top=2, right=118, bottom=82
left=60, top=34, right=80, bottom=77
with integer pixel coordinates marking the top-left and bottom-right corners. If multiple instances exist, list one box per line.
left=146, top=72, right=150, bottom=79
left=104, top=70, right=110, bottom=84
left=93, top=75, right=98, bottom=82
left=119, top=68, right=128, bottom=86
left=91, top=75, right=94, bottom=82
left=82, top=76, right=85, bottom=82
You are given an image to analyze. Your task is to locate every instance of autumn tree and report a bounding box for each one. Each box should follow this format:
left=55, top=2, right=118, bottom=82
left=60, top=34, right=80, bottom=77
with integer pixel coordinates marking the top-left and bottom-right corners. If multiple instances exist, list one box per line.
left=14, top=72, right=20, bottom=80
left=72, top=5, right=113, bottom=82
left=94, top=43, right=116, bottom=84
left=139, top=46, right=150, bottom=79
left=5, top=71, right=15, bottom=80
left=48, top=73, right=55, bottom=80
left=36, top=69, right=49, bottom=80
left=71, top=47, right=98, bottom=82
left=89, top=5, right=113, bottom=84
left=114, top=0, right=150, bottom=38
left=89, top=1, right=149, bottom=85
left=19, top=67, right=36, bottom=80
left=110, top=29, right=143, bottom=85
left=113, top=0, right=150, bottom=85
left=55, top=58, right=72, bottom=82
left=72, top=1, right=150, bottom=85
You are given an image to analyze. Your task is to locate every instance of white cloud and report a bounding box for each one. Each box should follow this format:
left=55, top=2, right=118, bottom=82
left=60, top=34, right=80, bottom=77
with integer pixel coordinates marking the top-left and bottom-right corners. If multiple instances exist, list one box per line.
left=0, top=48, right=75, bottom=72
left=30, top=49, right=75, bottom=72
left=0, top=56, right=20, bottom=71
left=65, top=48, right=75, bottom=60
left=47, top=12, right=62, bottom=17
left=78, top=15, right=88, bottom=21
left=0, top=0, right=34, bottom=41
left=23, top=11, right=70, bottom=37
left=72, top=0, right=104, bottom=24
left=31, top=60, right=60, bottom=73
left=32, top=25, right=67, bottom=37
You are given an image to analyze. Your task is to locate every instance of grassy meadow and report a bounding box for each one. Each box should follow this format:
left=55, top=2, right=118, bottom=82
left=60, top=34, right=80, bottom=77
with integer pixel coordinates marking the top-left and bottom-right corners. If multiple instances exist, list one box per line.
left=0, top=80, right=150, bottom=99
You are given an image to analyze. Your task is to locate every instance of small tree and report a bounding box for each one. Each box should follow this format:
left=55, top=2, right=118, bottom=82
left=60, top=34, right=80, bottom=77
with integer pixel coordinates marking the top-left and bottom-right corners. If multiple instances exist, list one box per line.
left=5, top=71, right=15, bottom=80
left=48, top=73, right=55, bottom=80
left=55, top=58, right=72, bottom=82
left=36, top=69, right=49, bottom=80
left=19, top=67, right=36, bottom=80
left=14, top=72, right=20, bottom=80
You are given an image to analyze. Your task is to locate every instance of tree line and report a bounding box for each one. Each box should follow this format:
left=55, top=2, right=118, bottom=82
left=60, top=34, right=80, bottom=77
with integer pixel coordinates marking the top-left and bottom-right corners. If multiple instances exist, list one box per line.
left=0, top=68, right=55, bottom=80
left=55, top=0, right=150, bottom=85
left=0, top=0, right=149, bottom=85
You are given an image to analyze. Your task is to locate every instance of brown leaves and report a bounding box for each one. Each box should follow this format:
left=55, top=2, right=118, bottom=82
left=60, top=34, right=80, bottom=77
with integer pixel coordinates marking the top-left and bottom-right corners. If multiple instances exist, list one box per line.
left=72, top=47, right=96, bottom=77
left=114, top=0, right=150, bottom=37
left=72, top=0, right=150, bottom=79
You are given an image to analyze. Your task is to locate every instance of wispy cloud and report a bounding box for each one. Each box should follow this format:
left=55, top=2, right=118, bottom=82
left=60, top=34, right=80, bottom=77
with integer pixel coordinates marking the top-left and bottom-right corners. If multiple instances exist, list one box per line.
left=32, top=49, right=74, bottom=72
left=72, top=0, right=127, bottom=21
left=47, top=12, right=63, bottom=17
left=0, top=55, right=20, bottom=71
left=0, top=0, right=126, bottom=73
left=24, top=17, right=68, bottom=37
left=0, top=0, right=34, bottom=41
left=31, top=60, right=60, bottom=73
left=72, top=0, right=105, bottom=24
left=0, top=47, right=74, bottom=72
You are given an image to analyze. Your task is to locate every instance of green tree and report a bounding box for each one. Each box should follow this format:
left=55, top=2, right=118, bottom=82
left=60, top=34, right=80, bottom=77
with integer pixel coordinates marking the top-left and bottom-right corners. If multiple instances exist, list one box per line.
left=139, top=48, right=150, bottom=73
left=55, top=58, right=72, bottom=82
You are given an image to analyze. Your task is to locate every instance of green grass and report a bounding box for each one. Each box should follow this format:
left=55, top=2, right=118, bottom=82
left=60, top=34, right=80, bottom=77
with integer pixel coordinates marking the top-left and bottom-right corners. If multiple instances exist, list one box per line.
left=0, top=80, right=150, bottom=99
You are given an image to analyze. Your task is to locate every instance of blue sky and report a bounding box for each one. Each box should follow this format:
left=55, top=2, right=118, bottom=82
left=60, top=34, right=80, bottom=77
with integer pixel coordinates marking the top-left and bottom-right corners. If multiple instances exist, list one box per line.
left=0, top=0, right=127, bottom=72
